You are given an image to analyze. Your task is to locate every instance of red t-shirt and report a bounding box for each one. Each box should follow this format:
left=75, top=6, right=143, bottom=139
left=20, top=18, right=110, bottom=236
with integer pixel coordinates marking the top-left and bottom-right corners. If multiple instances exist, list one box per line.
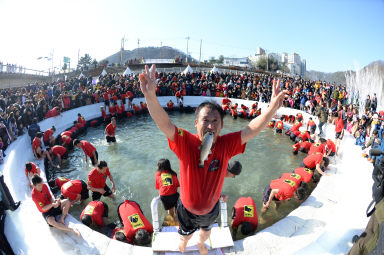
left=303, top=153, right=323, bottom=169
left=298, top=132, right=311, bottom=141
left=80, top=140, right=96, bottom=157
left=335, top=118, right=344, bottom=133
left=109, top=106, right=116, bottom=114
left=32, top=137, right=41, bottom=151
left=155, top=170, right=180, bottom=196
left=327, top=139, right=336, bottom=153
left=61, top=179, right=82, bottom=201
left=55, top=177, right=70, bottom=188
left=105, top=123, right=116, bottom=136
left=300, top=141, right=312, bottom=151
left=292, top=143, right=300, bottom=152
left=280, top=173, right=302, bottom=189
left=167, top=101, right=174, bottom=109
left=290, top=122, right=302, bottom=132
left=88, top=167, right=111, bottom=189
left=61, top=131, right=73, bottom=137
left=43, top=129, right=53, bottom=142
left=32, top=184, right=52, bottom=213
left=275, top=121, right=284, bottom=130
left=80, top=201, right=105, bottom=227
left=231, top=197, right=258, bottom=231
left=168, top=126, right=246, bottom=215
left=51, top=145, right=66, bottom=157
left=270, top=179, right=296, bottom=201
left=118, top=200, right=153, bottom=243
left=61, top=135, right=71, bottom=146
left=25, top=162, right=38, bottom=175
left=308, top=143, right=326, bottom=155
left=294, top=167, right=313, bottom=183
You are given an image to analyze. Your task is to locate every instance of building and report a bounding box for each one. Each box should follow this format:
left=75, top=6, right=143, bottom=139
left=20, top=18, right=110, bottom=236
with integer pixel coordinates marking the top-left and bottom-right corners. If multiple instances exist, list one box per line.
left=223, top=57, right=251, bottom=68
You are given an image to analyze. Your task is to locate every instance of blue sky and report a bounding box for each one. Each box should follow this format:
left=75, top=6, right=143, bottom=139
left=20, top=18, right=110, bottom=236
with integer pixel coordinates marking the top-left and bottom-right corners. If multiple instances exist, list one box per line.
left=0, top=0, right=383, bottom=72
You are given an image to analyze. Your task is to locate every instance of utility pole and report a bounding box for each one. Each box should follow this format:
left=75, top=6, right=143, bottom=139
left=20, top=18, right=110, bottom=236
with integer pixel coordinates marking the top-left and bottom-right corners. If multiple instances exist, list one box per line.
left=199, top=39, right=202, bottom=63
left=120, top=36, right=126, bottom=66
left=77, top=49, right=80, bottom=70
left=266, top=52, right=269, bottom=72
left=160, top=42, right=162, bottom=59
left=137, top=38, right=141, bottom=61
left=185, top=36, right=190, bottom=63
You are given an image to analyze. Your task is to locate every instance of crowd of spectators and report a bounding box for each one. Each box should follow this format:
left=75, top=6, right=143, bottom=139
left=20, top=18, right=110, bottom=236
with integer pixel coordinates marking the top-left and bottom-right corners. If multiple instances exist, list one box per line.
left=0, top=69, right=381, bottom=164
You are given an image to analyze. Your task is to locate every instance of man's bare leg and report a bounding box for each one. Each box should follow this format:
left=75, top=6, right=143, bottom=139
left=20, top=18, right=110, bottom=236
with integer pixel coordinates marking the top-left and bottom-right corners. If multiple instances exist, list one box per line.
left=179, top=234, right=192, bottom=253
left=47, top=217, right=81, bottom=237
left=197, top=228, right=211, bottom=255
left=58, top=199, right=71, bottom=225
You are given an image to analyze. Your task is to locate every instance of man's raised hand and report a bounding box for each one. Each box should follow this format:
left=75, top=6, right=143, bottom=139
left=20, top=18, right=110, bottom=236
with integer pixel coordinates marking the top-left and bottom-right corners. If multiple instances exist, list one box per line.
left=270, top=78, right=286, bottom=111
left=139, top=64, right=157, bottom=97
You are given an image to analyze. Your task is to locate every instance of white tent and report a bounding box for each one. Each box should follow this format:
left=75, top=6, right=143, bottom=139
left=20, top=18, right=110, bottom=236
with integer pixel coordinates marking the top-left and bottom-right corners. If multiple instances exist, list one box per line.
left=101, top=69, right=107, bottom=76
left=78, top=72, right=85, bottom=79
left=123, top=66, right=132, bottom=75
left=182, top=65, right=193, bottom=75
left=211, top=66, right=218, bottom=73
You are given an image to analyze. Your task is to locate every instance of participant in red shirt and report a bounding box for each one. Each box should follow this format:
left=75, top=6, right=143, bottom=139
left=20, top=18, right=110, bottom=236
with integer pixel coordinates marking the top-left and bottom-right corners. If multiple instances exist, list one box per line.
left=49, top=145, right=68, bottom=166
left=303, top=153, right=330, bottom=176
left=292, top=142, right=300, bottom=155
left=261, top=178, right=307, bottom=213
left=126, top=91, right=134, bottom=111
left=87, top=161, right=115, bottom=200
left=105, top=117, right=117, bottom=143
left=133, top=104, right=141, bottom=114
left=43, top=126, right=56, bottom=146
left=294, top=167, right=316, bottom=183
left=74, top=139, right=98, bottom=166
left=155, top=159, right=180, bottom=219
left=116, top=200, right=153, bottom=245
left=280, top=173, right=303, bottom=189
left=300, top=140, right=312, bottom=153
left=326, top=139, right=337, bottom=157
left=32, top=133, right=55, bottom=167
left=100, top=106, right=108, bottom=122
left=140, top=102, right=147, bottom=112
left=31, top=175, right=79, bottom=236
left=25, top=162, right=41, bottom=188
left=166, top=100, right=174, bottom=110
left=77, top=113, right=86, bottom=127
left=308, top=138, right=327, bottom=155
left=80, top=200, right=108, bottom=227
left=275, top=116, right=284, bottom=133
left=297, top=131, right=311, bottom=142
left=109, top=103, right=116, bottom=117
left=231, top=197, right=258, bottom=240
left=61, top=134, right=72, bottom=149
left=307, top=117, right=317, bottom=135
left=221, top=98, right=231, bottom=112
left=334, top=111, right=344, bottom=155
left=45, top=107, right=60, bottom=118
left=61, top=130, right=73, bottom=138
left=61, top=179, right=89, bottom=203
left=268, top=120, right=275, bottom=128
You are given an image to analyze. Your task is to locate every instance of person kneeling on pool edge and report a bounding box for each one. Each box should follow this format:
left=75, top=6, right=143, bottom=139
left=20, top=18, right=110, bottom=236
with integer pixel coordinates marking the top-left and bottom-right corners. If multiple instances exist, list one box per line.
left=261, top=178, right=308, bottom=213
left=231, top=196, right=258, bottom=240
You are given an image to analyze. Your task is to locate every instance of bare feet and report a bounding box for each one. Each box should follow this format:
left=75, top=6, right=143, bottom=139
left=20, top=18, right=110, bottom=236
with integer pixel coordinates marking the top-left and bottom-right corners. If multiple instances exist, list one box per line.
left=72, top=228, right=81, bottom=238
left=178, top=238, right=188, bottom=253
left=197, top=242, right=208, bottom=255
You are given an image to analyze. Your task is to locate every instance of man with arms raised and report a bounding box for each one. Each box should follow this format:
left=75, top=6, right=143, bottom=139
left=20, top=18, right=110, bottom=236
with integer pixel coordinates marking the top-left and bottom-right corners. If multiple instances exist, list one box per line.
left=139, top=65, right=285, bottom=255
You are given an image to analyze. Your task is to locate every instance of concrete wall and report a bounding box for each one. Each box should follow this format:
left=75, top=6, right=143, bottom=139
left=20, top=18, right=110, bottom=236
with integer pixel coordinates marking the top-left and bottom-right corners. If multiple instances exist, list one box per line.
left=0, top=73, right=51, bottom=88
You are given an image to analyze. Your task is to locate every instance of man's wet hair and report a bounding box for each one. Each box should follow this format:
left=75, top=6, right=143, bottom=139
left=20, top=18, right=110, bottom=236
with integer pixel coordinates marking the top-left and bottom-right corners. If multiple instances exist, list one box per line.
left=319, top=138, right=327, bottom=144
left=323, top=157, right=330, bottom=167
left=36, top=132, right=43, bottom=138
left=25, top=162, right=33, bottom=171
left=73, top=139, right=80, bottom=146
left=240, top=221, right=254, bottom=236
left=97, top=160, right=108, bottom=168
left=115, top=231, right=127, bottom=242
left=134, top=229, right=151, bottom=246
left=81, top=214, right=92, bottom=226
left=296, top=182, right=308, bottom=200
left=32, top=174, right=43, bottom=186
left=195, top=101, right=224, bottom=123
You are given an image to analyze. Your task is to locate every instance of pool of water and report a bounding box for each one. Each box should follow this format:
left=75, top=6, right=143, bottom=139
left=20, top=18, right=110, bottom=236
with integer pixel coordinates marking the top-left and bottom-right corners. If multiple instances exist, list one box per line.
left=50, top=111, right=306, bottom=237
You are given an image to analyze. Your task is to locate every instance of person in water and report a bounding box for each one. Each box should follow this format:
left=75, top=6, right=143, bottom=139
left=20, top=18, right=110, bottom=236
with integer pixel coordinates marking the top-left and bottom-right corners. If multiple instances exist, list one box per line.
left=139, top=64, right=285, bottom=255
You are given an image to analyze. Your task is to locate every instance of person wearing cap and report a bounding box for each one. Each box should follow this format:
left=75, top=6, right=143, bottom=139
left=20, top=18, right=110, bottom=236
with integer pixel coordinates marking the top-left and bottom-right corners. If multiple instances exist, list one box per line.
left=231, top=196, right=258, bottom=240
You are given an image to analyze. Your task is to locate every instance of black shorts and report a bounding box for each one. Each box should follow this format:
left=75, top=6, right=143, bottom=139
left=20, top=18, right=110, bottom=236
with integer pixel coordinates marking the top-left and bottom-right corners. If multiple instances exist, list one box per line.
left=44, top=140, right=50, bottom=147
left=106, top=136, right=116, bottom=143
left=276, top=129, right=282, bottom=133
left=80, top=180, right=90, bottom=200
left=42, top=206, right=62, bottom=222
left=335, top=132, right=343, bottom=140
left=160, top=192, right=179, bottom=211
left=177, top=199, right=219, bottom=236
left=91, top=151, right=99, bottom=166
left=92, top=184, right=112, bottom=201
left=101, top=202, right=109, bottom=217
left=300, top=147, right=308, bottom=153
left=328, top=151, right=336, bottom=157
left=262, top=184, right=279, bottom=205
left=310, top=125, right=317, bottom=135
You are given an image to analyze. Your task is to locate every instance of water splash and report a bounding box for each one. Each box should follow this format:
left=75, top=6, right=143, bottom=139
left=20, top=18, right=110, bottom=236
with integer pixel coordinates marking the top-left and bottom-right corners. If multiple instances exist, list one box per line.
left=346, top=61, right=384, bottom=114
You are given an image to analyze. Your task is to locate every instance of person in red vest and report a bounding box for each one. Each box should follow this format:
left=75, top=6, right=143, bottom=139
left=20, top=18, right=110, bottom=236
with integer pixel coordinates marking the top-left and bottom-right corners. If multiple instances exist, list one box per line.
left=334, top=111, right=344, bottom=155
left=48, top=145, right=68, bottom=166
left=109, top=102, right=116, bottom=117
left=297, top=131, right=311, bottom=142
left=80, top=200, right=108, bottom=227
left=175, top=90, right=181, bottom=104
left=87, top=160, right=115, bottom=200
left=25, top=162, right=41, bottom=188
left=32, top=132, right=55, bottom=167
left=155, top=159, right=180, bottom=219
left=307, top=117, right=317, bottom=136
left=45, top=106, right=60, bottom=118
left=100, top=106, right=108, bottom=122
left=115, top=200, right=153, bottom=245
left=48, top=176, right=70, bottom=193
left=239, top=104, right=249, bottom=118
left=77, top=113, right=86, bottom=127
left=221, top=97, right=231, bottom=112
left=275, top=116, right=284, bottom=133
left=105, top=117, right=117, bottom=143
left=231, top=197, right=258, bottom=240
left=308, top=138, right=327, bottom=155
left=61, top=134, right=72, bottom=150
left=126, top=90, right=134, bottom=111
left=231, top=103, right=238, bottom=119
left=31, top=175, right=80, bottom=237
left=74, top=139, right=98, bottom=166
left=294, top=167, right=320, bottom=183
left=326, top=139, right=336, bottom=157
left=261, top=178, right=308, bottom=213
left=280, top=172, right=303, bottom=190
left=300, top=139, right=312, bottom=153
left=268, top=120, right=275, bottom=128
left=167, top=100, right=174, bottom=110
left=61, top=179, right=89, bottom=204
left=140, top=101, right=148, bottom=113
left=43, top=126, right=56, bottom=147
left=115, top=102, right=123, bottom=118
left=302, top=153, right=330, bottom=177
